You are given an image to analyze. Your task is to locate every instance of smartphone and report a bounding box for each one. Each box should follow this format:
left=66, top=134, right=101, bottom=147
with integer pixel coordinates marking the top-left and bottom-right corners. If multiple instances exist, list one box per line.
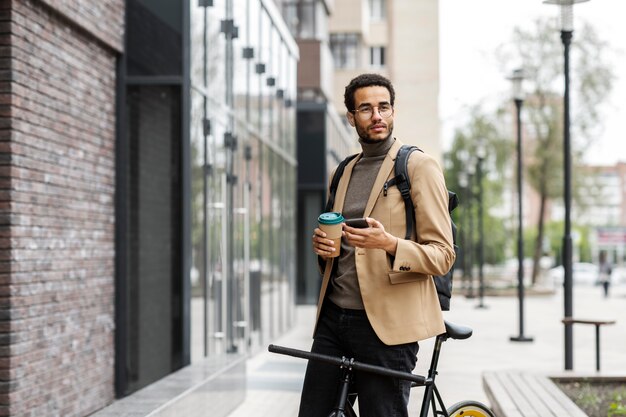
left=344, top=218, right=369, bottom=228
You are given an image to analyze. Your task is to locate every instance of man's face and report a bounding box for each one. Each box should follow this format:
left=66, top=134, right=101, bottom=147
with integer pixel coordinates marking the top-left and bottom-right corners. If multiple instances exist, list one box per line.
left=347, top=86, right=394, bottom=142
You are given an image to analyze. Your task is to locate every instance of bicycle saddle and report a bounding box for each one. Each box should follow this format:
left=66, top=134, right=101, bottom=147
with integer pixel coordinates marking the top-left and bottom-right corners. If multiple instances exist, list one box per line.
left=444, top=321, right=473, bottom=340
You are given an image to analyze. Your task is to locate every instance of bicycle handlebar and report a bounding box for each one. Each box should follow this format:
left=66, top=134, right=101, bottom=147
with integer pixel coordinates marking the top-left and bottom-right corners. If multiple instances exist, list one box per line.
left=268, top=344, right=427, bottom=385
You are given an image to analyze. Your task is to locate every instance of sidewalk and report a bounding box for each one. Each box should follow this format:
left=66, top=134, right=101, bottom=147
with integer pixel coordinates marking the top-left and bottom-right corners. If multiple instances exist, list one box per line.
left=227, top=284, right=626, bottom=416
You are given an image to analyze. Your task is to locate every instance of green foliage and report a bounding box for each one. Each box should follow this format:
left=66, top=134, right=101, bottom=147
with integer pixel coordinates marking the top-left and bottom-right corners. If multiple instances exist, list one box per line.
left=522, top=227, right=537, bottom=259
left=527, top=220, right=593, bottom=264
left=609, top=404, right=626, bottom=417
left=544, top=221, right=564, bottom=262
left=576, top=225, right=592, bottom=263
left=558, top=381, right=626, bottom=417
left=608, top=389, right=626, bottom=417
left=444, top=106, right=512, bottom=266
left=482, top=215, right=508, bottom=264
left=575, top=384, right=601, bottom=409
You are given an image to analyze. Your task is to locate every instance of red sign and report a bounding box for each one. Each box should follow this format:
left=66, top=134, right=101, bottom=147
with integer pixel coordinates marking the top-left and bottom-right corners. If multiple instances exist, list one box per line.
left=596, top=228, right=626, bottom=245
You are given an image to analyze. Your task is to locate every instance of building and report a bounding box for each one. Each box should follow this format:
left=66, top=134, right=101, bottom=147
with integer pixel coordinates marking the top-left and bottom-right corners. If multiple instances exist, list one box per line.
left=328, top=0, right=442, bottom=159
left=1, top=1, right=297, bottom=416
left=574, top=162, right=626, bottom=264
left=278, top=0, right=355, bottom=304
left=574, top=163, right=626, bottom=228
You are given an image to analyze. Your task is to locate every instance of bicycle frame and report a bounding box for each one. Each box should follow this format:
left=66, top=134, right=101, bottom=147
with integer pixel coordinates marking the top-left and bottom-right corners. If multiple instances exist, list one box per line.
left=268, top=321, right=482, bottom=417
left=419, top=333, right=450, bottom=417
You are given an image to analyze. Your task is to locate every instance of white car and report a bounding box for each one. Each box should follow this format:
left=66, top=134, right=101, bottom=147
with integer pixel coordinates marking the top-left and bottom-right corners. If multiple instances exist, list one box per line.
left=549, top=262, right=600, bottom=286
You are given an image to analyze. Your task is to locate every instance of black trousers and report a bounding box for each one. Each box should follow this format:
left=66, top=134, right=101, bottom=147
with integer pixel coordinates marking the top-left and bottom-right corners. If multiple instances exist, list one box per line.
left=298, top=300, right=419, bottom=417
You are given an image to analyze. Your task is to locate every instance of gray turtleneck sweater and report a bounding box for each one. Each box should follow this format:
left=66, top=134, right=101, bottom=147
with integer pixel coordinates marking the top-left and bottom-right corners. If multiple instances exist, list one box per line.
left=328, top=135, right=395, bottom=310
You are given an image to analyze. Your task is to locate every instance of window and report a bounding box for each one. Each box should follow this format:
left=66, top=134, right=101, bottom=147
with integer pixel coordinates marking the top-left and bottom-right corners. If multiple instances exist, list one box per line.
left=369, top=0, right=386, bottom=21
left=369, top=46, right=385, bottom=68
left=330, top=33, right=360, bottom=69
left=282, top=1, right=325, bottom=39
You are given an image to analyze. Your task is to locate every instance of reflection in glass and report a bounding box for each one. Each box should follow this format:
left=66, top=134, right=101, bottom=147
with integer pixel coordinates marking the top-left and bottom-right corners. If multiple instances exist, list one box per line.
left=187, top=0, right=298, bottom=363
left=190, top=89, right=206, bottom=363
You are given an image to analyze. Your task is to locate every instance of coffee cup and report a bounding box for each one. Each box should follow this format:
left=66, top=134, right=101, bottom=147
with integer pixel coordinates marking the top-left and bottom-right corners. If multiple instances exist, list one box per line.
left=317, top=212, right=344, bottom=258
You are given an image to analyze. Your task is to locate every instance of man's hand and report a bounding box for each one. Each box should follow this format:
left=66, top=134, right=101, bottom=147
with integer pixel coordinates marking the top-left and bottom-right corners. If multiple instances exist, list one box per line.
left=312, top=228, right=336, bottom=259
left=343, top=217, right=398, bottom=256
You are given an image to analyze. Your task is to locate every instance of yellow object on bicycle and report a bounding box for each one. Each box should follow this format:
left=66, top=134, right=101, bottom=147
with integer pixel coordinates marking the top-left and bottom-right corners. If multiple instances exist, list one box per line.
left=448, top=400, right=495, bottom=417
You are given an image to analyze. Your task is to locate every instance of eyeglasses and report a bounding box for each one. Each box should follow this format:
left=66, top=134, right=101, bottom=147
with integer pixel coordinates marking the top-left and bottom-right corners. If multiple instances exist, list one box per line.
left=351, top=104, right=394, bottom=121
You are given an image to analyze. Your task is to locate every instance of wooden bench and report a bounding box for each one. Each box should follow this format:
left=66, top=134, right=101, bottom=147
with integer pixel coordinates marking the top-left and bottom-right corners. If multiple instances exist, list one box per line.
left=562, top=317, right=616, bottom=371
left=483, top=371, right=588, bottom=417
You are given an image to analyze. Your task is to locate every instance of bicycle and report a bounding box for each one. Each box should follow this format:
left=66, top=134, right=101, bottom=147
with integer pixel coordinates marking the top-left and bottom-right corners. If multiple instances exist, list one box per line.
left=268, top=320, right=495, bottom=417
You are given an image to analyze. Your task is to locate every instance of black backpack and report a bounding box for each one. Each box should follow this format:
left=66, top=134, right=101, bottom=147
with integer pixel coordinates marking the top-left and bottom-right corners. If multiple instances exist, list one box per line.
left=325, top=145, right=459, bottom=311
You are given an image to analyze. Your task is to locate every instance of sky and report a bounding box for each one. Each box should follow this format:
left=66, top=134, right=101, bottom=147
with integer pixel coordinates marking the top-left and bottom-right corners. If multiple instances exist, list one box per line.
left=439, top=0, right=626, bottom=165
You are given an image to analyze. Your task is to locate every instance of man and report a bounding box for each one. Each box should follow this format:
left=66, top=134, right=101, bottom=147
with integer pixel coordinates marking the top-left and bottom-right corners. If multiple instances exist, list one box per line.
left=300, top=73, right=455, bottom=417
left=598, top=250, right=612, bottom=298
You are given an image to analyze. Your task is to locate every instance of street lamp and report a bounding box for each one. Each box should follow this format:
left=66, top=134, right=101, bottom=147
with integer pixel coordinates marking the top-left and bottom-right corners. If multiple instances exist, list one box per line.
left=458, top=170, right=470, bottom=295
left=544, top=0, right=588, bottom=370
left=465, top=156, right=476, bottom=299
left=508, top=68, right=534, bottom=343
left=475, top=140, right=487, bottom=309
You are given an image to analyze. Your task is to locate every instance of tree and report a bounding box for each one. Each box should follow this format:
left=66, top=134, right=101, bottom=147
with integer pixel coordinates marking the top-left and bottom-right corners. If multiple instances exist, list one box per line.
left=496, top=17, right=614, bottom=284
left=444, top=106, right=512, bottom=268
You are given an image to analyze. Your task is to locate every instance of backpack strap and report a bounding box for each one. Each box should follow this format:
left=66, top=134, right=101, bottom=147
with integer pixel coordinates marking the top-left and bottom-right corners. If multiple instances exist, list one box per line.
left=392, top=145, right=419, bottom=240
left=386, top=145, right=460, bottom=311
left=325, top=153, right=359, bottom=213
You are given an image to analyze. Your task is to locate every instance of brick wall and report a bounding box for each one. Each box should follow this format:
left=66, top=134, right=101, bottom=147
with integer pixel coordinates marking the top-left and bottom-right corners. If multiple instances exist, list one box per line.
left=38, top=0, right=124, bottom=51
left=0, top=0, right=123, bottom=415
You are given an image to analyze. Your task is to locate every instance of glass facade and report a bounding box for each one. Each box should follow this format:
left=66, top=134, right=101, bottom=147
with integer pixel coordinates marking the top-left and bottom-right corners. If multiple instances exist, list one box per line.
left=189, top=0, right=298, bottom=362
left=119, top=0, right=298, bottom=399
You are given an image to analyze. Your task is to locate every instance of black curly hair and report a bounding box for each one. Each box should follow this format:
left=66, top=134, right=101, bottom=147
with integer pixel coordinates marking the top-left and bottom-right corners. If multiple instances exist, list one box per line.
left=344, top=73, right=395, bottom=112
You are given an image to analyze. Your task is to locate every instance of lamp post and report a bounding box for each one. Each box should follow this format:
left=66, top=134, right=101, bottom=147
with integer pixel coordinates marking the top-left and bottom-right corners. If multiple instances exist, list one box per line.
left=465, top=158, right=476, bottom=299
left=475, top=141, right=487, bottom=309
left=544, top=0, right=588, bottom=370
left=508, top=69, right=534, bottom=343
left=458, top=150, right=475, bottom=298
left=459, top=171, right=468, bottom=290
left=458, top=170, right=470, bottom=295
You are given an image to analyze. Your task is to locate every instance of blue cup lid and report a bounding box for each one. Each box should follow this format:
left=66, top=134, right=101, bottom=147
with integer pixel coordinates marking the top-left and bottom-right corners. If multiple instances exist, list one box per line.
left=318, top=212, right=344, bottom=225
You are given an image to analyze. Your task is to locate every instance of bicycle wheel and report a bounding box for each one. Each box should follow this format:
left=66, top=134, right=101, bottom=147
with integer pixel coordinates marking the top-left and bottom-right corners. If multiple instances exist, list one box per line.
left=447, top=400, right=496, bottom=417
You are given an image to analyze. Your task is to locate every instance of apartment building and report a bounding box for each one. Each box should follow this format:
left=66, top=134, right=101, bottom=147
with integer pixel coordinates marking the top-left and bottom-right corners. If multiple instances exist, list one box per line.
left=328, top=0, right=442, bottom=159
left=575, top=162, right=626, bottom=263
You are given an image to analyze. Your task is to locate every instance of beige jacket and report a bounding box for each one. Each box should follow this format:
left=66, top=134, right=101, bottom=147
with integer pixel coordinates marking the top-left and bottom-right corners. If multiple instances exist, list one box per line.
left=315, top=139, right=455, bottom=345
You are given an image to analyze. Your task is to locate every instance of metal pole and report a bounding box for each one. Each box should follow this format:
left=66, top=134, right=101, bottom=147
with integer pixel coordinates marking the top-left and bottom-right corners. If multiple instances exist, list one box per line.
left=202, top=4, right=209, bottom=359
left=476, top=158, right=487, bottom=309
left=466, top=174, right=475, bottom=299
left=562, top=29, right=574, bottom=370
left=510, top=99, right=533, bottom=342
left=595, top=324, right=600, bottom=371
left=460, top=184, right=468, bottom=294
